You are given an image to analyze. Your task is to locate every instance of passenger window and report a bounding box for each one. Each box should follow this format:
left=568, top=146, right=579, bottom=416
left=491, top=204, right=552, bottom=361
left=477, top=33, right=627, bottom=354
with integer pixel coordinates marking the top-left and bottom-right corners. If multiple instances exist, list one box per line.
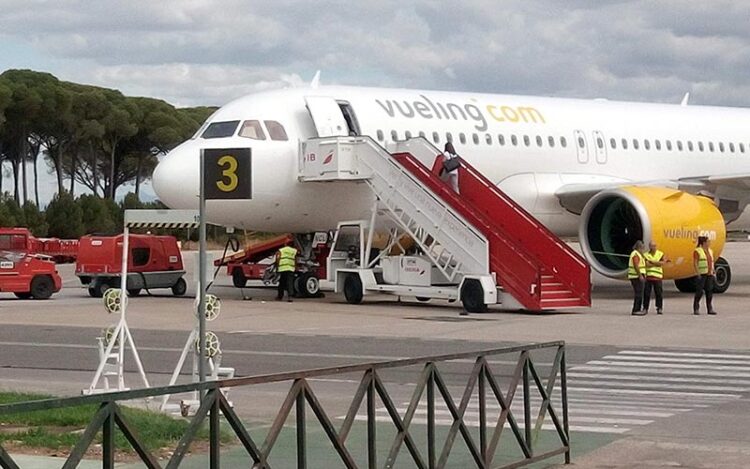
left=596, top=137, right=603, bottom=149
left=548, top=136, right=555, bottom=147
left=132, top=248, right=150, bottom=267
left=432, top=132, right=440, bottom=144
left=698, top=141, right=704, bottom=152
left=523, top=135, right=530, bottom=146
left=578, top=137, right=585, bottom=148
left=633, top=139, right=639, bottom=150
left=498, top=134, right=505, bottom=145
left=560, top=136, right=567, bottom=148
left=459, top=133, right=467, bottom=144
left=621, top=138, right=628, bottom=149
left=609, top=138, right=616, bottom=149
left=688, top=141, right=694, bottom=151
left=666, top=140, right=672, bottom=151
left=391, top=130, right=398, bottom=141
left=485, top=134, right=492, bottom=145
left=204, top=120, right=241, bottom=139
left=709, top=142, right=715, bottom=152
left=237, top=120, right=265, bottom=140
left=446, top=132, right=453, bottom=142
left=472, top=133, right=479, bottom=144
left=655, top=140, right=661, bottom=150
left=511, top=135, right=518, bottom=146
left=644, top=139, right=651, bottom=150
left=741, top=143, right=746, bottom=153
left=719, top=142, right=725, bottom=152
left=730, top=142, right=735, bottom=153
left=536, top=135, right=543, bottom=147
left=677, top=141, right=683, bottom=151
left=376, top=130, right=384, bottom=141
left=418, top=131, right=425, bottom=138
left=264, top=120, right=288, bottom=141
left=404, top=131, right=412, bottom=139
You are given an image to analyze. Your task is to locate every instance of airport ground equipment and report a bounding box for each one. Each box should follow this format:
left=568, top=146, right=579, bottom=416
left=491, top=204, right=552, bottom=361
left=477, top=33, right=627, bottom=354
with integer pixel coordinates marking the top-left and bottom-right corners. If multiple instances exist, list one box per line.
left=85, top=210, right=199, bottom=395
left=214, top=232, right=329, bottom=297
left=300, top=136, right=591, bottom=312
left=75, top=232, right=187, bottom=297
left=0, top=249, right=62, bottom=299
left=160, top=293, right=235, bottom=415
left=0, top=341, right=570, bottom=468
left=0, top=226, right=79, bottom=263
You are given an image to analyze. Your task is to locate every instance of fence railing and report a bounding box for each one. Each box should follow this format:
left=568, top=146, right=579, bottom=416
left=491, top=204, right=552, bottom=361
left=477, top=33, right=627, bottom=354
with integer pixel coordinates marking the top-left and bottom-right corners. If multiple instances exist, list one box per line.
left=0, top=341, right=569, bottom=469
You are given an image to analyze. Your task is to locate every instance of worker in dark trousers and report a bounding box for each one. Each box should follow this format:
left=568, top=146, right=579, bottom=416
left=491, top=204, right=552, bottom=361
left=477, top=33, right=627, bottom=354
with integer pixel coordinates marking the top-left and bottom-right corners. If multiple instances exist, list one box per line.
left=693, top=236, right=716, bottom=315
left=628, top=240, right=647, bottom=315
left=643, top=241, right=669, bottom=314
left=275, top=240, right=298, bottom=302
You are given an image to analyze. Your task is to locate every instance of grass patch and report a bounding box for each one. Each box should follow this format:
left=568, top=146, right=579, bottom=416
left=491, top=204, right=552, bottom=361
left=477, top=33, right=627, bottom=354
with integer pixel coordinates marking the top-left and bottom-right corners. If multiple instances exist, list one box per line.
left=0, top=391, right=234, bottom=458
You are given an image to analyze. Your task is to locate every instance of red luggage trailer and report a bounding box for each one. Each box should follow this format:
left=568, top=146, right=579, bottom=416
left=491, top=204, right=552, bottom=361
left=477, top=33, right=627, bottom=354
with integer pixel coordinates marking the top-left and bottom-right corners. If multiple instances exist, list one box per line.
left=0, top=229, right=62, bottom=299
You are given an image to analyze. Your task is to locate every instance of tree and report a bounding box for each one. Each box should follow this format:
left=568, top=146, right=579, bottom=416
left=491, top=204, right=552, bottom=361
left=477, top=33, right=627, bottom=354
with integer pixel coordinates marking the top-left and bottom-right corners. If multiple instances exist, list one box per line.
left=0, top=193, right=21, bottom=227
left=22, top=201, right=47, bottom=236
left=78, top=194, right=116, bottom=234
left=45, top=192, right=84, bottom=238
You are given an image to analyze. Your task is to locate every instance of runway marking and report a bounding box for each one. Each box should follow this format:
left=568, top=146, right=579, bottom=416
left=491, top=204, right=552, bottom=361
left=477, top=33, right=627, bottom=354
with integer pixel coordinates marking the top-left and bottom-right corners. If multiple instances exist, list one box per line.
left=567, top=372, right=750, bottom=386
left=585, top=360, right=750, bottom=372
left=619, top=350, right=750, bottom=360
left=601, top=354, right=750, bottom=366
left=573, top=365, right=750, bottom=378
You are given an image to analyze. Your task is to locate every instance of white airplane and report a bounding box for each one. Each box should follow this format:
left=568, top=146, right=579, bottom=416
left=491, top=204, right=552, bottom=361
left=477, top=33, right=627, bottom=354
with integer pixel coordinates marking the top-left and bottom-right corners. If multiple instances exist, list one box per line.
left=153, top=84, right=750, bottom=293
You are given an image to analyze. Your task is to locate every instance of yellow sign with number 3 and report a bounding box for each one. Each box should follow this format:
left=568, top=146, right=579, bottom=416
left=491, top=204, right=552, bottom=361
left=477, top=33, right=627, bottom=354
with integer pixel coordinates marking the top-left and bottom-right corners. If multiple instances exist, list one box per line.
left=216, top=155, right=238, bottom=192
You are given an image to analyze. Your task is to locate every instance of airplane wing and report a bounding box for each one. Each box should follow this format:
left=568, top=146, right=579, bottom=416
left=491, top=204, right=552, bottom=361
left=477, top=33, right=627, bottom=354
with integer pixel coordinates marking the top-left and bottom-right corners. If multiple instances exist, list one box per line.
left=555, top=173, right=750, bottom=222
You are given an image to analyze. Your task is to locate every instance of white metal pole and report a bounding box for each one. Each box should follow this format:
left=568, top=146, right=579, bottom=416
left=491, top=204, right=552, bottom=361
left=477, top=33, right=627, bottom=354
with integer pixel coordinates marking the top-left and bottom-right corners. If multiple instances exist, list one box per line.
left=198, top=151, right=207, bottom=390
left=118, top=226, right=130, bottom=389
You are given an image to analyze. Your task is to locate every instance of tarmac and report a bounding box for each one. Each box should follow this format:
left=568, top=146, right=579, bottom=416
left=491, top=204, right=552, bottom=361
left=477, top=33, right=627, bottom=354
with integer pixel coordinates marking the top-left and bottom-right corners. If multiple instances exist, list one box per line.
left=0, top=242, right=749, bottom=467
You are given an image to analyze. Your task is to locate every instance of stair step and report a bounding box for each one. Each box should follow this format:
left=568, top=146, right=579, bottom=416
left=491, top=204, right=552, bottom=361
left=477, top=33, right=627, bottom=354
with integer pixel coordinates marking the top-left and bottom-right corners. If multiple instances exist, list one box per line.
left=540, top=291, right=576, bottom=300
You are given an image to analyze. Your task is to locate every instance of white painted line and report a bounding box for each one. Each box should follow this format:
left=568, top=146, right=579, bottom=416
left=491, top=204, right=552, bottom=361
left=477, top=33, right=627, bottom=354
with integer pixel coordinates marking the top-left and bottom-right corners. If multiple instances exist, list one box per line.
left=572, top=365, right=750, bottom=379
left=352, top=415, right=631, bottom=434
left=566, top=380, right=748, bottom=393
left=585, top=360, right=750, bottom=372
left=619, top=350, right=750, bottom=360
left=392, top=407, right=655, bottom=426
left=568, top=387, right=740, bottom=399
left=602, top=355, right=750, bottom=366
left=568, top=372, right=750, bottom=386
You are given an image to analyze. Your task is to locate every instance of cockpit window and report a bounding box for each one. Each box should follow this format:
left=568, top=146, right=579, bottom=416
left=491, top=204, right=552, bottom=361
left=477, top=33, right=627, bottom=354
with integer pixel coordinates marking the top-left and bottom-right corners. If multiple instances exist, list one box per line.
left=238, top=120, right=266, bottom=140
left=201, top=120, right=240, bottom=139
left=264, top=120, right=289, bottom=141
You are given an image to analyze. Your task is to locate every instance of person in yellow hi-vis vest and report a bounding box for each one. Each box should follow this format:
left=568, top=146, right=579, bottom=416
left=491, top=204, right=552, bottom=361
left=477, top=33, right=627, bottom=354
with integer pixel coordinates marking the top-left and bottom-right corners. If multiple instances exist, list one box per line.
left=275, top=240, right=298, bottom=302
left=628, top=240, right=647, bottom=315
left=643, top=241, right=670, bottom=315
left=693, top=236, right=717, bottom=315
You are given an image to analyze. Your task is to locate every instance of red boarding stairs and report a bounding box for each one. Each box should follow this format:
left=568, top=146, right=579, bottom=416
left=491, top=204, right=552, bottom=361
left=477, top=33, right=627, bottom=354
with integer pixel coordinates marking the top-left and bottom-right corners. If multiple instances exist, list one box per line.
left=392, top=152, right=591, bottom=310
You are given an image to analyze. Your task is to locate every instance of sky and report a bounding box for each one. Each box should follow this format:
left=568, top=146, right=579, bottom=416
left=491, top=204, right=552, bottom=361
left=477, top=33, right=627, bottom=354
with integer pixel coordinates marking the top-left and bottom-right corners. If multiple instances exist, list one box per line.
left=1, top=0, right=750, bottom=204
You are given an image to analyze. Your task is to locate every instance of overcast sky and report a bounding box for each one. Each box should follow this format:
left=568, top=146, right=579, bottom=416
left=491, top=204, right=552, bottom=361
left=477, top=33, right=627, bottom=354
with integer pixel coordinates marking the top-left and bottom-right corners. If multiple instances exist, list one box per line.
left=2, top=0, right=750, bottom=202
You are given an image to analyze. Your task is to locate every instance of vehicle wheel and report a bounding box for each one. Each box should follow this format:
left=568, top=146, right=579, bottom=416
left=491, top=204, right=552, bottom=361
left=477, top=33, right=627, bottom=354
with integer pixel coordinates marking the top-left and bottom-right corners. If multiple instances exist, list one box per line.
left=172, top=277, right=187, bottom=296
left=298, top=272, right=320, bottom=298
left=461, top=279, right=487, bottom=313
left=343, top=274, right=363, bottom=304
left=713, top=257, right=731, bottom=294
left=674, top=277, right=697, bottom=293
left=127, top=288, right=141, bottom=297
left=88, top=286, right=98, bottom=298
left=14, top=292, right=32, bottom=299
left=92, top=280, right=111, bottom=298
left=30, top=275, right=54, bottom=300
left=232, top=268, right=247, bottom=288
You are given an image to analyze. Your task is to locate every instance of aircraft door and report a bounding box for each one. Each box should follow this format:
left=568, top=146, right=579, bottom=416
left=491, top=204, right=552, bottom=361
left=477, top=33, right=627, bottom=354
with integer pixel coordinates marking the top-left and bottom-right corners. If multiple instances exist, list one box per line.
left=574, top=130, right=589, bottom=164
left=593, top=130, right=607, bottom=164
left=305, top=96, right=350, bottom=137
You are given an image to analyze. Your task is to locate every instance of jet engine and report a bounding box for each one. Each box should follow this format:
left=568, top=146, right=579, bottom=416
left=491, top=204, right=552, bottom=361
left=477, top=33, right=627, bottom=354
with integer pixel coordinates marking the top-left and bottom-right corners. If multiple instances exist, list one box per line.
left=579, top=186, right=726, bottom=282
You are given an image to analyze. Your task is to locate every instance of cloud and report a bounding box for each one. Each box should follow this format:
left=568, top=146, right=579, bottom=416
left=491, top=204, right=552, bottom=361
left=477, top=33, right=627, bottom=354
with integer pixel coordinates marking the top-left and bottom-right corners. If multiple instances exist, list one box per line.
left=0, top=0, right=748, bottom=108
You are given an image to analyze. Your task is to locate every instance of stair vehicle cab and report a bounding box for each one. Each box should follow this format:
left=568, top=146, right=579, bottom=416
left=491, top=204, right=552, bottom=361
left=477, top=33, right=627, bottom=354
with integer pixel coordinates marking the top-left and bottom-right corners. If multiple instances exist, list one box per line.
left=76, top=233, right=187, bottom=297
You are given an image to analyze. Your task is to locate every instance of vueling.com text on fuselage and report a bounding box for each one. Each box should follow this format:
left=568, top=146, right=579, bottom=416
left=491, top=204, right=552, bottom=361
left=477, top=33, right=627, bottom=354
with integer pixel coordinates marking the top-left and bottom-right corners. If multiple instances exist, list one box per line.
left=375, top=94, right=546, bottom=131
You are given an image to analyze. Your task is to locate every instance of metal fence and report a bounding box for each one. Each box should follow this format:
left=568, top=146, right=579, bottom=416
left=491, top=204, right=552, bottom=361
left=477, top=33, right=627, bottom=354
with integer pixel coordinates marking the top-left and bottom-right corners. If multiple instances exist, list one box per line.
left=0, top=341, right=569, bottom=469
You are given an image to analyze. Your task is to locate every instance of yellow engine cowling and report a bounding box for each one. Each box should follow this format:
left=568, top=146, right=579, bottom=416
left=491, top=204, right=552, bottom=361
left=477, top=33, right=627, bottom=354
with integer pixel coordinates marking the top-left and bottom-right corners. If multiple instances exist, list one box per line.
left=579, top=186, right=726, bottom=279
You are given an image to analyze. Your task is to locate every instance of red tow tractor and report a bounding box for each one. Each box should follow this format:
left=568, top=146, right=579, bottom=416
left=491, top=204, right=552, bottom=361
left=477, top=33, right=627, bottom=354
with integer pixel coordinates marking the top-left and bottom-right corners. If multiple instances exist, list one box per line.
left=0, top=228, right=63, bottom=299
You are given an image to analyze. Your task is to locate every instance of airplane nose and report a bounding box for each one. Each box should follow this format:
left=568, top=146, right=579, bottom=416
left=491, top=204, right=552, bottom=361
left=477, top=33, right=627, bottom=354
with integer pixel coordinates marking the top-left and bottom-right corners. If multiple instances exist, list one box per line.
left=153, top=141, right=199, bottom=208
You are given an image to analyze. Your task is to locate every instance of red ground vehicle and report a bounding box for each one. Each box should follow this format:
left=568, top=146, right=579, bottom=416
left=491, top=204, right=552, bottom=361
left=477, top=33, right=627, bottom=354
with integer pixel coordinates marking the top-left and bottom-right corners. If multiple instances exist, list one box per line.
left=0, top=230, right=62, bottom=299
left=76, top=233, right=187, bottom=297
left=0, top=227, right=78, bottom=263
